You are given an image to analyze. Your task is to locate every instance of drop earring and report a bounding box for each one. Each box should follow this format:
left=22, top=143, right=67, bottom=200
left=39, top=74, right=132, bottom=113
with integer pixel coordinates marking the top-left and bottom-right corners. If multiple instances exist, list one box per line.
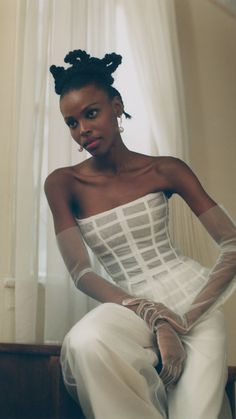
left=118, top=116, right=124, bottom=133
left=78, top=146, right=83, bottom=152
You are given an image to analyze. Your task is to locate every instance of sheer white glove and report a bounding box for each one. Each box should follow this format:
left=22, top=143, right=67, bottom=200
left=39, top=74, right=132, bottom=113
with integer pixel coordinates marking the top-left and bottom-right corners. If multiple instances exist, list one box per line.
left=122, top=298, right=188, bottom=334
left=123, top=204, right=236, bottom=334
left=56, top=226, right=94, bottom=287
left=56, top=226, right=131, bottom=304
left=155, top=321, right=186, bottom=389
left=184, top=204, right=236, bottom=327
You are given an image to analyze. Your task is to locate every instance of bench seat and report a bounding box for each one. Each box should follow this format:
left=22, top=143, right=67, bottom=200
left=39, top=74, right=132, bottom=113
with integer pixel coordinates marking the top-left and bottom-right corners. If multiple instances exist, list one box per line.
left=0, top=343, right=235, bottom=418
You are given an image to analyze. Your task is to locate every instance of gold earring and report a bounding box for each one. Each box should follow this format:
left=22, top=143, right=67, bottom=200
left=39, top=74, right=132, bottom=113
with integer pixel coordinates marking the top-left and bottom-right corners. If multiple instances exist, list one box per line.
left=118, top=116, right=124, bottom=133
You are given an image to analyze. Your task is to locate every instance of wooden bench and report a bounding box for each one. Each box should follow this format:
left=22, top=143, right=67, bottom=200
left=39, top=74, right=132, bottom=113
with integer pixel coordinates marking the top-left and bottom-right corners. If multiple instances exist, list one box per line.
left=0, top=343, right=85, bottom=419
left=226, top=366, right=236, bottom=418
left=0, top=343, right=235, bottom=418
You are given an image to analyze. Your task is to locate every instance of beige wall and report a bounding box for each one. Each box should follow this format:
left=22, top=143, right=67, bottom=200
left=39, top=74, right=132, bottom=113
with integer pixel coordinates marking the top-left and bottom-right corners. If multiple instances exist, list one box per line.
left=175, top=0, right=236, bottom=364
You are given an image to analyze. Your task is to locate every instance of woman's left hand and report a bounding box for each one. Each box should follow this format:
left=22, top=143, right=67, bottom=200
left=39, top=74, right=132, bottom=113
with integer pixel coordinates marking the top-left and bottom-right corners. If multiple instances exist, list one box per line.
left=122, top=297, right=189, bottom=334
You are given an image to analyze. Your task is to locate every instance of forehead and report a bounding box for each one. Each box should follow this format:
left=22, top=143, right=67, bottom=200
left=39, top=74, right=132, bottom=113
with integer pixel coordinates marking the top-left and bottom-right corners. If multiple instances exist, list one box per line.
left=60, top=85, right=109, bottom=117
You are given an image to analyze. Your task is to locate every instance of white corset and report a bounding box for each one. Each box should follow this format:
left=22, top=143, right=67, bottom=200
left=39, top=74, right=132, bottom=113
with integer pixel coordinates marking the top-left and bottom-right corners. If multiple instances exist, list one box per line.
left=77, top=192, right=209, bottom=314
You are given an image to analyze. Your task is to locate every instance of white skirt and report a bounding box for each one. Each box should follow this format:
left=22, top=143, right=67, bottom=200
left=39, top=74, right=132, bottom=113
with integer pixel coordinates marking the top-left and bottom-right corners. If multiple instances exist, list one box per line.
left=60, top=303, right=231, bottom=419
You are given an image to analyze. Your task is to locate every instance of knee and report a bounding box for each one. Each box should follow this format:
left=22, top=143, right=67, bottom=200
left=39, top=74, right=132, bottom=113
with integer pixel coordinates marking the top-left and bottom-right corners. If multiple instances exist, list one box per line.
left=62, top=303, right=119, bottom=358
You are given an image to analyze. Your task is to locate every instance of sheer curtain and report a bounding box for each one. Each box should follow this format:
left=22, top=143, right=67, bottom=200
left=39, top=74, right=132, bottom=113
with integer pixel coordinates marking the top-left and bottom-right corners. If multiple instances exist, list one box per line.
left=118, top=0, right=216, bottom=268
left=118, top=0, right=188, bottom=158
left=12, top=0, right=211, bottom=344
left=14, top=0, right=117, bottom=343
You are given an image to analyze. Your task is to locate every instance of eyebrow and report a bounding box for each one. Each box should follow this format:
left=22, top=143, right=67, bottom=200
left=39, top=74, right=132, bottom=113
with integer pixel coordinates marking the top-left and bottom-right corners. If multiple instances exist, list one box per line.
left=64, top=102, right=100, bottom=121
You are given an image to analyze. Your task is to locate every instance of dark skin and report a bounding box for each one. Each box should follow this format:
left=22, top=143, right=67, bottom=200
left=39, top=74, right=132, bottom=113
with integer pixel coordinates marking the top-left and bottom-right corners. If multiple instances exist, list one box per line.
left=45, top=84, right=216, bottom=234
left=45, top=81, right=218, bottom=308
left=45, top=83, right=217, bottom=385
left=44, top=81, right=219, bottom=307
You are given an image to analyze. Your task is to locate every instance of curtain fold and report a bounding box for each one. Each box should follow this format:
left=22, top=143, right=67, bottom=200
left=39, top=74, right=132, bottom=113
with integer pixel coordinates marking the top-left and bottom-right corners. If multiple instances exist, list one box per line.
left=14, top=0, right=117, bottom=343
left=11, top=0, right=213, bottom=344
left=119, top=0, right=189, bottom=158
left=119, top=0, right=215, bottom=266
left=14, top=0, right=53, bottom=342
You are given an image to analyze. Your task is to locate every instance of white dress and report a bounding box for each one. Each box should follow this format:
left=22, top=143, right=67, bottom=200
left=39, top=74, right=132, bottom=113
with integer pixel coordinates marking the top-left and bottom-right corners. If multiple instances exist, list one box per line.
left=60, top=192, right=232, bottom=419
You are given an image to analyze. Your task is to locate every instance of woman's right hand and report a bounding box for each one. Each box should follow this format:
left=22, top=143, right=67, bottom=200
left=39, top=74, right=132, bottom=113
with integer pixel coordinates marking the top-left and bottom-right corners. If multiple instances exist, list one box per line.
left=155, top=321, right=186, bottom=389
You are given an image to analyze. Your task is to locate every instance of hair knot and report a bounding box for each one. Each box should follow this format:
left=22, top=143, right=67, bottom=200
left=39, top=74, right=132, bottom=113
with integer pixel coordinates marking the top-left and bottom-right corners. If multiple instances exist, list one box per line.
left=50, top=49, right=122, bottom=95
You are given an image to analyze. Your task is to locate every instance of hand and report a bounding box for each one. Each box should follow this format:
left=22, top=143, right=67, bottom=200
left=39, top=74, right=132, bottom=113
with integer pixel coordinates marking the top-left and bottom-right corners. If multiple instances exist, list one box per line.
left=141, top=300, right=188, bottom=334
left=155, top=321, right=186, bottom=389
left=122, top=297, right=189, bottom=334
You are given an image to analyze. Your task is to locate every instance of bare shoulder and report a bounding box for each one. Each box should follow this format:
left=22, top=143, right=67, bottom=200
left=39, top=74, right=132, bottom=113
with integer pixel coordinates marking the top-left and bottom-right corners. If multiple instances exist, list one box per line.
left=45, top=167, right=72, bottom=190
left=154, top=156, right=216, bottom=215
left=153, top=156, right=201, bottom=186
left=153, top=156, right=193, bottom=187
left=44, top=167, right=79, bottom=234
left=154, top=156, right=188, bottom=174
left=44, top=167, right=74, bottom=203
left=44, top=160, right=89, bottom=196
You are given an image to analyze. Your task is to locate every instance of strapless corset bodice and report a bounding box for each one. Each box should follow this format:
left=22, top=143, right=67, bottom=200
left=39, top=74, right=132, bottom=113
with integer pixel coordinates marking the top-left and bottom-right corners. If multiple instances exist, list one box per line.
left=76, top=192, right=209, bottom=313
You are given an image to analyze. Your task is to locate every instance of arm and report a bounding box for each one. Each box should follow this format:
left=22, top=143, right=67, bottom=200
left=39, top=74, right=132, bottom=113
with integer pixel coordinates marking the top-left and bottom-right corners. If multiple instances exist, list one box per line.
left=123, top=158, right=236, bottom=333
left=180, top=203, right=236, bottom=329
left=44, top=170, right=132, bottom=305
left=45, top=169, right=187, bottom=386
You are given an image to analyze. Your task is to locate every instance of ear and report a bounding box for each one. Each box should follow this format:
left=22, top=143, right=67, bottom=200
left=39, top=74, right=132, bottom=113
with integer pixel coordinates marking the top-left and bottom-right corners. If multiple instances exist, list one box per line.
left=111, top=96, right=124, bottom=117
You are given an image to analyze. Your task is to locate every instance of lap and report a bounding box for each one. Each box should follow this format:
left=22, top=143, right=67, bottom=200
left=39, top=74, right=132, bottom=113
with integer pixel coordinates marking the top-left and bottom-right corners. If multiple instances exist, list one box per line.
left=63, top=302, right=155, bottom=350
left=64, top=303, right=226, bottom=353
left=62, top=304, right=228, bottom=418
left=63, top=304, right=227, bottom=375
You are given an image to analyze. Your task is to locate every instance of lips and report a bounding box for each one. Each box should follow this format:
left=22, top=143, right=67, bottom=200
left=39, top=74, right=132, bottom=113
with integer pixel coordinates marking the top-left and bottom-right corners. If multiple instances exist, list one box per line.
left=84, top=137, right=101, bottom=150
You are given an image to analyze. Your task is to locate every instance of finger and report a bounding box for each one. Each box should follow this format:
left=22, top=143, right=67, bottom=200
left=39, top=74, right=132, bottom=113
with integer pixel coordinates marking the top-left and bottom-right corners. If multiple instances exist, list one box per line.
left=176, top=361, right=186, bottom=380
left=163, top=373, right=176, bottom=387
left=160, top=364, right=175, bottom=387
left=159, top=364, right=170, bottom=382
left=171, top=365, right=182, bottom=384
left=166, top=363, right=185, bottom=389
left=160, top=363, right=183, bottom=388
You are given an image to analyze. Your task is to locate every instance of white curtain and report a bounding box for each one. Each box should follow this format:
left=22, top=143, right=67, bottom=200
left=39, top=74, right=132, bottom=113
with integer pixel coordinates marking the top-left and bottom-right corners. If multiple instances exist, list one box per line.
left=118, top=0, right=188, bottom=158
left=12, top=0, right=211, bottom=344
left=14, top=0, right=117, bottom=343
left=118, top=0, right=216, bottom=267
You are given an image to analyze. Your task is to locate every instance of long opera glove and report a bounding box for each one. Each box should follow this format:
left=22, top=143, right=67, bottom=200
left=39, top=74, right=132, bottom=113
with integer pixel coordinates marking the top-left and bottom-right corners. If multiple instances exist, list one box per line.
left=122, top=204, right=236, bottom=334
left=155, top=321, right=186, bottom=389
left=56, top=226, right=131, bottom=302
left=56, top=226, right=95, bottom=286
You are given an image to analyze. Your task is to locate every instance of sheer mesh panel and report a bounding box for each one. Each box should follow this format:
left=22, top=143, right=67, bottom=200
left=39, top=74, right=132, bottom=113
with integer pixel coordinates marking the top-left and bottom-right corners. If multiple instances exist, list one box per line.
left=77, top=193, right=236, bottom=315
left=127, top=214, right=150, bottom=228
left=95, top=212, right=117, bottom=227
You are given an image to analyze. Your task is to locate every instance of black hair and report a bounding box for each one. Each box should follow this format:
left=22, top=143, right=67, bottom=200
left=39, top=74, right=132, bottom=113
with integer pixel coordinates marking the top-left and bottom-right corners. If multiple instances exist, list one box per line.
left=50, top=49, right=131, bottom=119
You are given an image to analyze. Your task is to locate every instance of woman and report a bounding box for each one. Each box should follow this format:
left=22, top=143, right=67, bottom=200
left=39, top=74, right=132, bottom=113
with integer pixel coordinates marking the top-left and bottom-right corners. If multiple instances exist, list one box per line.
left=45, top=50, right=236, bottom=419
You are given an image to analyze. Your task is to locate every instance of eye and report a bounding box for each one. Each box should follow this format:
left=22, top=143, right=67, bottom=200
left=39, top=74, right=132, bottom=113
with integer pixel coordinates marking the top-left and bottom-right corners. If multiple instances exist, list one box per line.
left=86, top=108, right=98, bottom=119
left=66, top=118, right=78, bottom=129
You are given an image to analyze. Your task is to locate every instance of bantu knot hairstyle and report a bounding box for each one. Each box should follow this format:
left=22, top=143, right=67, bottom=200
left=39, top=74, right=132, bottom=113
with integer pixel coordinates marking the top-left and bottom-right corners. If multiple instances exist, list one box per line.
left=50, top=49, right=131, bottom=119
left=50, top=50, right=121, bottom=94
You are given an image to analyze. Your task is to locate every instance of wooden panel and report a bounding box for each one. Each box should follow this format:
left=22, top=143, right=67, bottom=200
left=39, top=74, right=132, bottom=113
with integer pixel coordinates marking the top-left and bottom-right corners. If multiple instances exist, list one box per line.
left=0, top=343, right=84, bottom=419
left=226, top=366, right=236, bottom=418
left=0, top=342, right=61, bottom=356
left=0, top=343, right=235, bottom=418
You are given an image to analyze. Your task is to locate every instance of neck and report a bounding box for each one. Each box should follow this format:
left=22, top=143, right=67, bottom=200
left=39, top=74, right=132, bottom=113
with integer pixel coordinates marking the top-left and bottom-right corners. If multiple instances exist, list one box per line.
left=91, top=138, right=136, bottom=175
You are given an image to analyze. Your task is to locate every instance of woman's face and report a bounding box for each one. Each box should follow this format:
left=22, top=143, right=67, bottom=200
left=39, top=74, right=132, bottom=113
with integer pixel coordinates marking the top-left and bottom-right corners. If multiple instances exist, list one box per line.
left=60, top=84, right=123, bottom=155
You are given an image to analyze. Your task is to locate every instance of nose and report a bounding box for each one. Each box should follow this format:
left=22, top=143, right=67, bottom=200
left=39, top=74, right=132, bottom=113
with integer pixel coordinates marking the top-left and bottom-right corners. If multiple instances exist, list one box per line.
left=80, top=120, right=92, bottom=137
